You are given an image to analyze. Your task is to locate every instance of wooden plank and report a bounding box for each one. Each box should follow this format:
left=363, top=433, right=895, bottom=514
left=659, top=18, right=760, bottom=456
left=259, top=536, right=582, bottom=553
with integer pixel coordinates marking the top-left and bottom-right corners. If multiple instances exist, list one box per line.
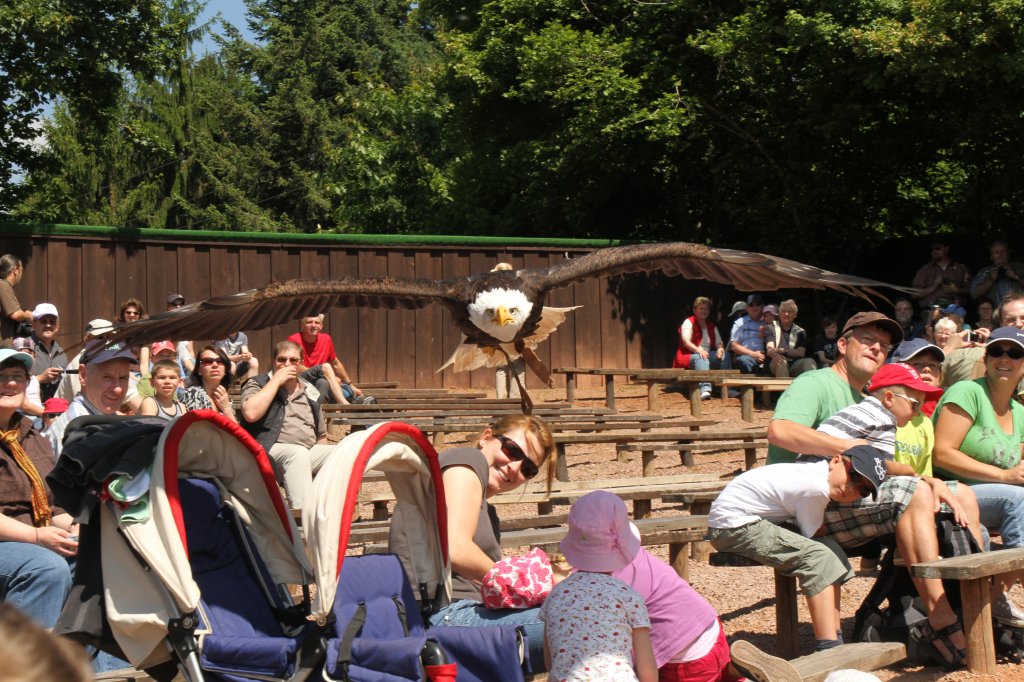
left=358, top=480, right=726, bottom=506
left=387, top=250, right=417, bottom=387
left=572, top=266, right=603, bottom=389
left=790, top=642, right=906, bottom=682
left=547, top=255, right=577, bottom=389
left=357, top=249, right=389, bottom=383
left=440, top=250, right=470, bottom=389
left=238, top=247, right=273, bottom=366
left=80, top=242, right=116, bottom=326
left=329, top=249, right=361, bottom=381
left=177, top=245, right=211, bottom=310
left=501, top=515, right=707, bottom=548
left=208, top=246, right=241, bottom=298
left=618, top=440, right=769, bottom=453
left=49, top=241, right=84, bottom=337
left=911, top=547, right=1024, bottom=580
left=415, top=251, right=444, bottom=389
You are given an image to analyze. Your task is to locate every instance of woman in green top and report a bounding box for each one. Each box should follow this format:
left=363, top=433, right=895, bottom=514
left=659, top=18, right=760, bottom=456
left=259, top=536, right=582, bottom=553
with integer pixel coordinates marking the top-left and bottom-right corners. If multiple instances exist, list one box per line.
left=933, top=326, right=1024, bottom=625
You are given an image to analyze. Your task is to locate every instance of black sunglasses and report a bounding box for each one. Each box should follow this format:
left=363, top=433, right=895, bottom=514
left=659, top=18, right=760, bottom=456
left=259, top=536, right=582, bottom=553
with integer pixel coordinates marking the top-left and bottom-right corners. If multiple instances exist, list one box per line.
left=987, top=345, right=1024, bottom=360
left=496, top=434, right=539, bottom=479
left=199, top=357, right=225, bottom=366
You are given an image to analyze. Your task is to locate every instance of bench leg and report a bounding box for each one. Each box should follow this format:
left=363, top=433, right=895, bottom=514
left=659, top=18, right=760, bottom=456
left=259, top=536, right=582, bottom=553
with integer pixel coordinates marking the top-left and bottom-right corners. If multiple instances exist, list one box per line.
left=372, top=501, right=389, bottom=521
left=616, top=444, right=629, bottom=464
left=565, top=372, right=575, bottom=403
left=678, top=441, right=694, bottom=468
left=688, top=501, right=711, bottom=562
left=688, top=383, right=702, bottom=417
left=642, top=450, right=657, bottom=477
left=555, top=443, right=569, bottom=482
left=606, top=375, right=617, bottom=411
left=669, top=542, right=690, bottom=582
left=744, top=437, right=757, bottom=470
left=961, top=577, right=996, bottom=674
left=647, top=380, right=661, bottom=412
left=741, top=387, right=754, bottom=422
left=633, top=499, right=651, bottom=519
left=775, top=570, right=799, bottom=659
left=761, top=388, right=772, bottom=409
left=432, top=431, right=445, bottom=450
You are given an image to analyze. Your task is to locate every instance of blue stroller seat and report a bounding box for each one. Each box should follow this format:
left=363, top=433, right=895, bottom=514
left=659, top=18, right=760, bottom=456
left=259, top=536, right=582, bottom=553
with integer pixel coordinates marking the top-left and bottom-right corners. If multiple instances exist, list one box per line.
left=328, top=553, right=525, bottom=682
left=180, top=478, right=315, bottom=681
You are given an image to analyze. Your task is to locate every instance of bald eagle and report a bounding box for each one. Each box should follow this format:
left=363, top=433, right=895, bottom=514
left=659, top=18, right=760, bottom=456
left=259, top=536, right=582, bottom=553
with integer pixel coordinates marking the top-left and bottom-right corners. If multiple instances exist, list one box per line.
left=93, top=242, right=912, bottom=409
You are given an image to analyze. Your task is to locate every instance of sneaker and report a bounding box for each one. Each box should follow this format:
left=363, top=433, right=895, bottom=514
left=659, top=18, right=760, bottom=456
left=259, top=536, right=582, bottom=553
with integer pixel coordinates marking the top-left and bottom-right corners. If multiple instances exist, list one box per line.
left=730, top=640, right=801, bottom=682
left=700, top=389, right=712, bottom=400
left=994, top=592, right=1024, bottom=628
left=859, top=556, right=879, bottom=572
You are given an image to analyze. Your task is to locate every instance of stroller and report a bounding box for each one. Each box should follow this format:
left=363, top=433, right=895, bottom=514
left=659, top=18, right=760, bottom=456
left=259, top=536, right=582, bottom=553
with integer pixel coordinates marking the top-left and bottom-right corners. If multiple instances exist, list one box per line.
left=50, top=411, right=321, bottom=681
left=304, top=421, right=528, bottom=682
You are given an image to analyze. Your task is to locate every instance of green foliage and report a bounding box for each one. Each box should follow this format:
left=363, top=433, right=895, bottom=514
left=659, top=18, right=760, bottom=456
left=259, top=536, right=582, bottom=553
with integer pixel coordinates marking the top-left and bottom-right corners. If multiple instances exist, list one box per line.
left=0, top=0, right=171, bottom=213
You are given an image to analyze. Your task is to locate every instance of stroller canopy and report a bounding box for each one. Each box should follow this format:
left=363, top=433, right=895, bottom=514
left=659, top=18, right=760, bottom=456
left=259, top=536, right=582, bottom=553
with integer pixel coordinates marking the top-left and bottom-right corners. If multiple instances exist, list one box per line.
left=100, top=411, right=314, bottom=667
left=304, top=422, right=449, bottom=623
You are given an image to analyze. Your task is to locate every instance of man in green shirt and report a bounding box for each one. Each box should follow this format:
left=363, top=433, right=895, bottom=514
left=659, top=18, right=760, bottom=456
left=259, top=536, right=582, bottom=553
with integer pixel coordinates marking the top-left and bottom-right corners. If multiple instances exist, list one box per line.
left=767, top=311, right=901, bottom=465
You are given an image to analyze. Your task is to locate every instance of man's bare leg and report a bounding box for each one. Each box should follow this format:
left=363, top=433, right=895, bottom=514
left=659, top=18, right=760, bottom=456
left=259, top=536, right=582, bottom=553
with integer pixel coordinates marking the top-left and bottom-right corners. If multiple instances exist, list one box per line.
left=896, top=482, right=967, bottom=657
left=319, top=363, right=349, bottom=404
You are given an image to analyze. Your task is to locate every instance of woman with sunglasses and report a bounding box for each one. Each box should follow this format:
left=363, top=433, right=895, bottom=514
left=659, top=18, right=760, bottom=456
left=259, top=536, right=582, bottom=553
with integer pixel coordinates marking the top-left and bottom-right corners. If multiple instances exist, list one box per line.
left=180, top=345, right=236, bottom=422
left=423, top=415, right=557, bottom=672
left=117, top=298, right=150, bottom=374
left=934, top=326, right=1024, bottom=627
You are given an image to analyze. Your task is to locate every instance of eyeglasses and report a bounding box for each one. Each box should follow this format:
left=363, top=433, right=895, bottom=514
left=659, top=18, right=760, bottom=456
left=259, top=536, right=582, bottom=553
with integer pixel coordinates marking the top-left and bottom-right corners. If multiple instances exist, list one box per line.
left=987, top=345, right=1024, bottom=360
left=275, top=356, right=301, bottom=364
left=0, top=372, right=28, bottom=384
left=496, top=434, right=539, bottom=479
left=893, top=392, right=921, bottom=412
left=123, top=310, right=140, bottom=318
left=199, top=357, right=225, bottom=366
left=850, top=331, right=894, bottom=353
left=908, top=360, right=941, bottom=373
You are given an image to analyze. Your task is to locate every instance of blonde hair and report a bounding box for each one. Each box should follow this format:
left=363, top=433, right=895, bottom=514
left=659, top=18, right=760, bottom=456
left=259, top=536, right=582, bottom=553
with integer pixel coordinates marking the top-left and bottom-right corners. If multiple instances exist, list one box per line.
left=488, top=415, right=557, bottom=491
left=0, top=603, right=92, bottom=681
left=692, top=296, right=711, bottom=309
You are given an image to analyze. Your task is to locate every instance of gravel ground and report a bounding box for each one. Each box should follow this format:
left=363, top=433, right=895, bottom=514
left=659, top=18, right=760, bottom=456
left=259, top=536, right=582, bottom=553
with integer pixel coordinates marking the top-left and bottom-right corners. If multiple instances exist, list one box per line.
left=408, top=382, right=1024, bottom=682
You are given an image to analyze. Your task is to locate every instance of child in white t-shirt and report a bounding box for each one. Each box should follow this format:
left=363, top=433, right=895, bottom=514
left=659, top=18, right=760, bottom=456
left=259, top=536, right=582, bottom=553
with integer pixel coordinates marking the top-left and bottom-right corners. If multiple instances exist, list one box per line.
left=708, top=445, right=885, bottom=653
left=540, top=491, right=657, bottom=682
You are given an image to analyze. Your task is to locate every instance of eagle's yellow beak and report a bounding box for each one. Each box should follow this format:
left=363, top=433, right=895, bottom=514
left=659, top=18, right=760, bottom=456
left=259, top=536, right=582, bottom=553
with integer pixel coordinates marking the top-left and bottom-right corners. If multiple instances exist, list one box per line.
left=492, top=306, right=514, bottom=326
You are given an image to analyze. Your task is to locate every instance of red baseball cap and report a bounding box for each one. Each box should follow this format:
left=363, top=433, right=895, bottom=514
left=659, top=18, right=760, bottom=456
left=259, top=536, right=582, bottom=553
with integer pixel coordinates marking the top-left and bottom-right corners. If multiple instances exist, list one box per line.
left=867, top=363, right=943, bottom=398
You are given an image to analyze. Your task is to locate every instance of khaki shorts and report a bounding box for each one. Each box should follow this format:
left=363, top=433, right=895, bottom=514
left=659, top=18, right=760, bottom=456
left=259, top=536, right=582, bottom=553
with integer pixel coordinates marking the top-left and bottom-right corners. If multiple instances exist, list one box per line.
left=708, top=519, right=853, bottom=596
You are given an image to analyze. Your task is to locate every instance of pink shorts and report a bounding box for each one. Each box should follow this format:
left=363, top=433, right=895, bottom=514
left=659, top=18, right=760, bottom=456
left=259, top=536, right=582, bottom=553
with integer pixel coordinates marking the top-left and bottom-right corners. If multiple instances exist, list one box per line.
left=658, top=621, right=743, bottom=682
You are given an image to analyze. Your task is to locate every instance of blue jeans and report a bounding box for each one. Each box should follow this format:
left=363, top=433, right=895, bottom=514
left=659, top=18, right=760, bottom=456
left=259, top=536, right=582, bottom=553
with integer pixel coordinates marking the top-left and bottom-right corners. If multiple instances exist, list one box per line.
left=972, top=483, right=1024, bottom=548
left=428, top=599, right=545, bottom=673
left=735, top=354, right=764, bottom=375
left=0, top=541, right=72, bottom=628
left=689, top=354, right=722, bottom=394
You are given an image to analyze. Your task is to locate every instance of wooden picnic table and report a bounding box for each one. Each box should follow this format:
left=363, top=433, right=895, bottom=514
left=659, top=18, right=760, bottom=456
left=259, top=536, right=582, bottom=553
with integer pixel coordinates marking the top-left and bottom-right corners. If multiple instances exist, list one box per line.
left=720, top=377, right=794, bottom=421
left=552, top=366, right=742, bottom=414
left=321, top=402, right=580, bottom=414
left=625, top=368, right=742, bottom=415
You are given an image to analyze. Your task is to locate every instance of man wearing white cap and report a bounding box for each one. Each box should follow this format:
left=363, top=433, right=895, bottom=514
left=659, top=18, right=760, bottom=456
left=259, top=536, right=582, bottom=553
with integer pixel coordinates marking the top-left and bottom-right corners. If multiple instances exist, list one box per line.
left=46, top=339, right=137, bottom=458
left=29, top=303, right=67, bottom=402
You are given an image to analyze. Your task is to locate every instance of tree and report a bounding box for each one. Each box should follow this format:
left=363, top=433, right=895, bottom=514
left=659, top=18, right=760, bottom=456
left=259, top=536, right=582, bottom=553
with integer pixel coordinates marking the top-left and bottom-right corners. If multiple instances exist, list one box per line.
left=0, top=0, right=170, bottom=213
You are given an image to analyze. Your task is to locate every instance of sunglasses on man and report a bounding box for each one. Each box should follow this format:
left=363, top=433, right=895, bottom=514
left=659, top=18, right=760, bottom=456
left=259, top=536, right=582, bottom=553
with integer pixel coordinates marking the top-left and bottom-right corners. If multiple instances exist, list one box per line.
left=496, top=434, right=539, bottom=479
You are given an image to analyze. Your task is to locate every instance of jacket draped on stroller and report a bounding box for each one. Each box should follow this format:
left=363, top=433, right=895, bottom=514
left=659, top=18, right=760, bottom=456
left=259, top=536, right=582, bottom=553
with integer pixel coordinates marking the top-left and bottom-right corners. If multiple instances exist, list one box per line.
left=50, top=411, right=319, bottom=681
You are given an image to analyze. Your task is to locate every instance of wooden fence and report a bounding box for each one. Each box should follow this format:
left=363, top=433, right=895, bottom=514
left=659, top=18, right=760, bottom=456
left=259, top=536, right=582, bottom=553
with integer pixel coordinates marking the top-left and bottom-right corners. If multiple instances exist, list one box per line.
left=2, top=225, right=717, bottom=389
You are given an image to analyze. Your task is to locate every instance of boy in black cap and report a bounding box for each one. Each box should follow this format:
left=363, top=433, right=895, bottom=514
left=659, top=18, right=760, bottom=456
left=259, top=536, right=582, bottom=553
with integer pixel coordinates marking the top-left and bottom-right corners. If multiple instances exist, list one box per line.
left=708, top=444, right=885, bottom=654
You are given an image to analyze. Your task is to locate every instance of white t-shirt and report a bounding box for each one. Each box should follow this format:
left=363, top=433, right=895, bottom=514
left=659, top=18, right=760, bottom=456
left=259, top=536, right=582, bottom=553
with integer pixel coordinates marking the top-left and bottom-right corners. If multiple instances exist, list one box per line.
left=708, top=460, right=830, bottom=537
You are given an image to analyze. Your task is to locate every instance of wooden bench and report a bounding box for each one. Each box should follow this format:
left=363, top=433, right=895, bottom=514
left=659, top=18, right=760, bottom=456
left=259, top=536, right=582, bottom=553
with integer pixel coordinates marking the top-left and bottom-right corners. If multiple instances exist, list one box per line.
left=732, top=640, right=906, bottom=682
left=553, top=367, right=742, bottom=414
left=911, top=547, right=1024, bottom=673
left=615, top=428, right=768, bottom=471
left=626, top=368, right=742, bottom=416
left=361, top=514, right=709, bottom=582
left=720, top=377, right=794, bottom=421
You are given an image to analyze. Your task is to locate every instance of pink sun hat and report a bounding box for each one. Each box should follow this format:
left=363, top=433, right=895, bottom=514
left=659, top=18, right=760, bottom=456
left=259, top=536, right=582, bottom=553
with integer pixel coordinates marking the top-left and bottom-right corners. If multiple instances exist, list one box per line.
left=559, top=490, right=641, bottom=572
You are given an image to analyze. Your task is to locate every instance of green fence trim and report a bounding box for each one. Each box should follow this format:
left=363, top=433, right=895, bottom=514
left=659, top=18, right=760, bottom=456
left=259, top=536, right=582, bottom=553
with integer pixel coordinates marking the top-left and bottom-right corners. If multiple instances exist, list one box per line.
left=0, top=222, right=632, bottom=249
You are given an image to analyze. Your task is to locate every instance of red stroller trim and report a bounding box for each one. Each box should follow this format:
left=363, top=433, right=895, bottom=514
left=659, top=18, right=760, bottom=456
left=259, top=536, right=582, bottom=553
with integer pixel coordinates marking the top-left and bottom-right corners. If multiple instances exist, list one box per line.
left=334, top=421, right=449, bottom=578
left=162, top=409, right=297, bottom=561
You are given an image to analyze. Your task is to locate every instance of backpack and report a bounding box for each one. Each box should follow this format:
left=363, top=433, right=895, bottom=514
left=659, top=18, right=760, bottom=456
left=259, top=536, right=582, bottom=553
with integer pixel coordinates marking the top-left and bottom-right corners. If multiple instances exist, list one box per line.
left=852, top=512, right=1024, bottom=665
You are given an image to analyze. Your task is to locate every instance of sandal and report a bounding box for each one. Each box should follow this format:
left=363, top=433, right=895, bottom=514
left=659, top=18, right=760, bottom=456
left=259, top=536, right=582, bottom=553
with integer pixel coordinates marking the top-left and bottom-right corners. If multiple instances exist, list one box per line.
left=910, top=619, right=968, bottom=670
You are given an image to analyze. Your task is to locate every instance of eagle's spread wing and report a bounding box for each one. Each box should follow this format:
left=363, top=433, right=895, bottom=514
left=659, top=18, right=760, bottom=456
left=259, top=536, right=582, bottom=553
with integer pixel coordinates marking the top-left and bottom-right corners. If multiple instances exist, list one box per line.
left=516, top=243, right=913, bottom=302
left=95, top=276, right=457, bottom=348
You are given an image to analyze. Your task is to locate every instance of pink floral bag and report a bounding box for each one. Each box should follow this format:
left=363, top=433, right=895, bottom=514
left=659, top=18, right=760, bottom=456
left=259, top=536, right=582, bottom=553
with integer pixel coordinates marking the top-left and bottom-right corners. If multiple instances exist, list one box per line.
left=480, top=547, right=554, bottom=609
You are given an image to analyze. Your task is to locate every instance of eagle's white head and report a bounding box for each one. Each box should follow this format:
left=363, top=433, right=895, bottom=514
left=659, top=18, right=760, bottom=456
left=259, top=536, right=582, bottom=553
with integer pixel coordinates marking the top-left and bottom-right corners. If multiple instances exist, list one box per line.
left=468, top=288, right=532, bottom=342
